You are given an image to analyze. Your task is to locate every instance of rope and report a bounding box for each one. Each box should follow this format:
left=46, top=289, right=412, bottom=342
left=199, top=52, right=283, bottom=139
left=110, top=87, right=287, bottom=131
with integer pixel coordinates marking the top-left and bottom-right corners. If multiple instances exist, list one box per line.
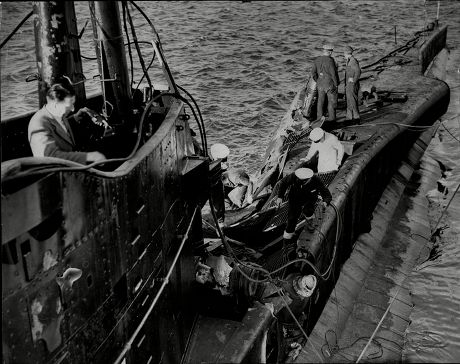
left=113, top=205, right=199, bottom=364
left=354, top=187, right=460, bottom=362
left=431, top=183, right=460, bottom=237
left=0, top=10, right=33, bottom=49
left=440, top=123, right=460, bottom=144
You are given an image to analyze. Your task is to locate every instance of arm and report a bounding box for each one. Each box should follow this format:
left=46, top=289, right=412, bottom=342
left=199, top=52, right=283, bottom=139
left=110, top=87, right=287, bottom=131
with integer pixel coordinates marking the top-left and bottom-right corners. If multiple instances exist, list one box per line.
left=333, top=59, right=339, bottom=87
left=29, top=123, right=88, bottom=164
left=277, top=174, right=293, bottom=198
left=333, top=137, right=345, bottom=166
left=314, top=177, right=332, bottom=205
left=303, top=142, right=318, bottom=163
left=353, top=59, right=361, bottom=83
left=311, top=61, right=318, bottom=82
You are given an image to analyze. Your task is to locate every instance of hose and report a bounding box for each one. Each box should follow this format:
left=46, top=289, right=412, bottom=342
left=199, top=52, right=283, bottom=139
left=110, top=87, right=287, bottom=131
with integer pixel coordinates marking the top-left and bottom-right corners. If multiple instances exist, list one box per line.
left=0, top=10, right=33, bottom=49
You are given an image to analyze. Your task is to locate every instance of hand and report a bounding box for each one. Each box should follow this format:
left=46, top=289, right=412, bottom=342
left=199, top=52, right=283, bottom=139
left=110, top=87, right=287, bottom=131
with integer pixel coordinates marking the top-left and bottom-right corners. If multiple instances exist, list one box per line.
left=348, top=78, right=354, bottom=83
left=275, top=197, right=283, bottom=207
left=73, top=107, right=91, bottom=122
left=321, top=201, right=329, bottom=209
left=86, top=151, right=107, bottom=163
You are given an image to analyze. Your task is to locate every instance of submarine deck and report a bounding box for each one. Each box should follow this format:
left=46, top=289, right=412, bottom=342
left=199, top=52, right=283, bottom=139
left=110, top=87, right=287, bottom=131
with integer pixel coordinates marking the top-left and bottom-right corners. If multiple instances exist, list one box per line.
left=294, top=125, right=436, bottom=363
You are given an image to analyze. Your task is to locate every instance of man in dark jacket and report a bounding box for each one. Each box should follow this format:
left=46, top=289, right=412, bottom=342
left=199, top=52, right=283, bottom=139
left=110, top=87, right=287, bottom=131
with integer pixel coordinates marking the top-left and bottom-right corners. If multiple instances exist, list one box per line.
left=28, top=83, right=106, bottom=164
left=275, top=168, right=332, bottom=241
left=311, top=44, right=339, bottom=123
left=344, top=45, right=361, bottom=123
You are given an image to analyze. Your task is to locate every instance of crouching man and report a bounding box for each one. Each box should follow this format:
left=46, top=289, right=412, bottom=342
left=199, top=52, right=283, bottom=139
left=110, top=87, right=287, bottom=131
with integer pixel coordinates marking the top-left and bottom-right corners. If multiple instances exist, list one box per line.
left=274, top=168, right=332, bottom=243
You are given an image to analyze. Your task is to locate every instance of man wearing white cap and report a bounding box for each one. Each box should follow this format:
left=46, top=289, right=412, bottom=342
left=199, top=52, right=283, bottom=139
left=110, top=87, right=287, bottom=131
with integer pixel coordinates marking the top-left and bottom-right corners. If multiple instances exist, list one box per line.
left=311, top=44, right=340, bottom=123
left=210, top=143, right=254, bottom=210
left=275, top=167, right=332, bottom=238
left=344, top=45, right=361, bottom=123
left=300, top=127, right=344, bottom=173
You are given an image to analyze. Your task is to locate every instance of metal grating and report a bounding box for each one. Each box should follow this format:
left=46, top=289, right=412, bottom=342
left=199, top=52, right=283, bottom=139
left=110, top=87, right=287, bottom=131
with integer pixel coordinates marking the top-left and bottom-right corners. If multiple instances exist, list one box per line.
left=317, top=170, right=338, bottom=187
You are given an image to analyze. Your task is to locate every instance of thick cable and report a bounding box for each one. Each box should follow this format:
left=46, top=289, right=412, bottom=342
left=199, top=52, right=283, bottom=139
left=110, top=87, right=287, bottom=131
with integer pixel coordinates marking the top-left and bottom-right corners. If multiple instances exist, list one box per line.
left=114, top=205, right=199, bottom=364
left=0, top=10, right=33, bottom=49
left=177, top=84, right=208, bottom=154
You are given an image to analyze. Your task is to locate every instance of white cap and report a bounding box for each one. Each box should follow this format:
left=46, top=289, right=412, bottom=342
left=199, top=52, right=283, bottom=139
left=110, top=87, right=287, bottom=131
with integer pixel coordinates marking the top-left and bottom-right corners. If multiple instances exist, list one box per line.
left=309, top=127, right=324, bottom=142
left=294, top=168, right=314, bottom=180
left=210, top=143, right=230, bottom=160
left=323, top=44, right=334, bottom=51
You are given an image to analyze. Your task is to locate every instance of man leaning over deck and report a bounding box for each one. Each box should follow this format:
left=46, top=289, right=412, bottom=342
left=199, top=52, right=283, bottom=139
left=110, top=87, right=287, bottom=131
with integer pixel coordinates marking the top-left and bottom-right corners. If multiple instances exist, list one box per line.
left=299, top=127, right=344, bottom=174
left=28, top=82, right=106, bottom=164
left=311, top=44, right=339, bottom=123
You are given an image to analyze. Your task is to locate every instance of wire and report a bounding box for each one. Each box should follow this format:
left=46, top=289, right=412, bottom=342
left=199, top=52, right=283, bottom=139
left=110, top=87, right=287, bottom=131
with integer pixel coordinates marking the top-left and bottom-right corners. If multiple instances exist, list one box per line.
left=440, top=123, right=460, bottom=144
left=122, top=1, right=135, bottom=90
left=114, top=205, right=199, bottom=364
left=0, top=10, right=33, bottom=49
left=177, top=84, right=208, bottom=155
left=129, top=1, right=161, bottom=44
left=134, top=51, right=156, bottom=92
left=431, top=183, right=460, bottom=238
left=125, top=2, right=152, bottom=90
left=342, top=121, right=437, bottom=131
left=91, top=197, right=182, bottom=354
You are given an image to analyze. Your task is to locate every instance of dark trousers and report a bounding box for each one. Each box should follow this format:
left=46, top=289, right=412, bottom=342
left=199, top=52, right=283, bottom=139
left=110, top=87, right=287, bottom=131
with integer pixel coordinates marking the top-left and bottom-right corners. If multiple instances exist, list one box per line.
left=317, top=87, right=337, bottom=121
left=285, top=196, right=318, bottom=233
left=346, top=82, right=360, bottom=120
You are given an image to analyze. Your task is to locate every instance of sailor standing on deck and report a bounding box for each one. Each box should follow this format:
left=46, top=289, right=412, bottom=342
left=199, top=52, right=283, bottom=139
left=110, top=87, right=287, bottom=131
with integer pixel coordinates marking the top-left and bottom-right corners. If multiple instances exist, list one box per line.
left=299, top=127, right=344, bottom=173
left=344, top=45, right=361, bottom=123
left=311, top=44, right=340, bottom=123
left=275, top=168, right=332, bottom=241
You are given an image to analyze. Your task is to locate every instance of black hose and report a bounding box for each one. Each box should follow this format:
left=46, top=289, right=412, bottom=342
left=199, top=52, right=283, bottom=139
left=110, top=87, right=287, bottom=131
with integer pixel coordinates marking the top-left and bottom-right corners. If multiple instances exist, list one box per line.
left=122, top=1, right=135, bottom=90
left=125, top=2, right=153, bottom=90
left=177, top=85, right=208, bottom=154
left=0, top=10, right=33, bottom=49
left=134, top=53, right=156, bottom=92
left=129, top=1, right=161, bottom=44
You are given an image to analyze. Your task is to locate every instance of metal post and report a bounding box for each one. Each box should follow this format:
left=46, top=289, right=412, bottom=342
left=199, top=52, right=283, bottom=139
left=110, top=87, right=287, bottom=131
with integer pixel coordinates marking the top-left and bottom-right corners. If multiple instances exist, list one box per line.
left=33, top=1, right=86, bottom=108
left=89, top=1, right=132, bottom=123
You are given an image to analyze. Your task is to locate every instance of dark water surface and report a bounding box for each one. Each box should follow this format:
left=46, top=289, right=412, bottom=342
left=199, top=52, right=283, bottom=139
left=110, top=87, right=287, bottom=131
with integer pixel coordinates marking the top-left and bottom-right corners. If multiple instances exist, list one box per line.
left=1, top=1, right=459, bottom=362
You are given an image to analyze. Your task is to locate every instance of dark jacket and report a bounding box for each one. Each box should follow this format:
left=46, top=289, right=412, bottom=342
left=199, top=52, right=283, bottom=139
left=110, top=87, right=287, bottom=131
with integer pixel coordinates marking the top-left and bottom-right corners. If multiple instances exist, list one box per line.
left=277, top=173, right=332, bottom=205
left=345, top=56, right=361, bottom=86
left=311, top=55, right=339, bottom=91
left=28, top=107, right=87, bottom=164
